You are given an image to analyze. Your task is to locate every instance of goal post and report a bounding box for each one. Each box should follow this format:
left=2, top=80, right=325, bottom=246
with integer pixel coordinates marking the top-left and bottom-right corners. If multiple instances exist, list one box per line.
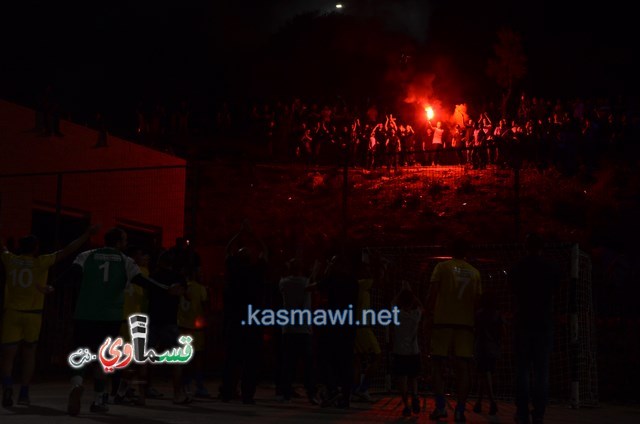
left=365, top=242, right=598, bottom=407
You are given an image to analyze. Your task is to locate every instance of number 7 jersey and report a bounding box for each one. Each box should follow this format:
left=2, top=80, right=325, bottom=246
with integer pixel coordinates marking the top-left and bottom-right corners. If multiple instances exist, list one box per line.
left=73, top=247, right=141, bottom=321
left=430, top=258, right=482, bottom=327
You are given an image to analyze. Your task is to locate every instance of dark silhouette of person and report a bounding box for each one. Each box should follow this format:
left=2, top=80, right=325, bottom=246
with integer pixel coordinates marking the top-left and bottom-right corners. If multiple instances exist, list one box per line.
left=509, top=232, right=562, bottom=424
left=143, top=251, right=190, bottom=404
left=308, top=250, right=359, bottom=408
left=277, top=258, right=316, bottom=403
left=219, top=221, right=268, bottom=404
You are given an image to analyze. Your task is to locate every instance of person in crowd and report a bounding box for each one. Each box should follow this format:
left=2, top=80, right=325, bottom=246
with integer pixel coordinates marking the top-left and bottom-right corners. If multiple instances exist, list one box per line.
left=450, top=124, right=465, bottom=165
left=463, top=119, right=475, bottom=165
left=428, top=121, right=445, bottom=166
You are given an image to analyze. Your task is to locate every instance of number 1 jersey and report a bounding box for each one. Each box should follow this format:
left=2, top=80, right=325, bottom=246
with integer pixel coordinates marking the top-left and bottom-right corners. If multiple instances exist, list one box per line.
left=73, top=248, right=141, bottom=321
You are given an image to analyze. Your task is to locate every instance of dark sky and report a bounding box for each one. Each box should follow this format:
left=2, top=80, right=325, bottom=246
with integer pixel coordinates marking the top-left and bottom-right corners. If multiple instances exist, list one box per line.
left=1, top=0, right=637, bottom=126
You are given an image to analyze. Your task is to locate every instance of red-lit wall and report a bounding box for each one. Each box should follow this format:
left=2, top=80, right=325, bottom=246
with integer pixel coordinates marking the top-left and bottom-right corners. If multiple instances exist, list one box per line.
left=0, top=99, right=186, bottom=247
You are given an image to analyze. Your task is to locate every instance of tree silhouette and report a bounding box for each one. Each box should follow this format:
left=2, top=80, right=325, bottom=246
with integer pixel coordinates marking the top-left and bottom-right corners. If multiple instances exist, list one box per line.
left=486, top=28, right=527, bottom=119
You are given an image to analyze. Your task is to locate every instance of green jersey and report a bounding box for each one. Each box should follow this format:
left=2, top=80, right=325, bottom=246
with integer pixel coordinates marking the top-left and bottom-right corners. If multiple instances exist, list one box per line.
left=73, top=247, right=141, bottom=321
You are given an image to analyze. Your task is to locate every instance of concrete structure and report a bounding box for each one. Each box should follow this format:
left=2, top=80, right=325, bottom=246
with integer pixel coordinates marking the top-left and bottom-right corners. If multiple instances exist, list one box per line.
left=0, top=99, right=186, bottom=250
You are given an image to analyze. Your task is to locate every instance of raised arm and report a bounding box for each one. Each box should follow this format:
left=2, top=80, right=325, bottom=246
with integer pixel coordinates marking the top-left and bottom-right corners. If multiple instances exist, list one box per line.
left=131, top=273, right=185, bottom=296
left=389, top=114, right=398, bottom=131
left=55, top=224, right=101, bottom=264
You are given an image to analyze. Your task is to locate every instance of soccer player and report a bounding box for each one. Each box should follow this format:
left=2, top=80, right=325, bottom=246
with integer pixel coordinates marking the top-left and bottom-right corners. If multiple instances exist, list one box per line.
left=111, top=246, right=150, bottom=404
left=426, top=238, right=482, bottom=422
left=65, top=227, right=181, bottom=416
left=1, top=225, right=99, bottom=407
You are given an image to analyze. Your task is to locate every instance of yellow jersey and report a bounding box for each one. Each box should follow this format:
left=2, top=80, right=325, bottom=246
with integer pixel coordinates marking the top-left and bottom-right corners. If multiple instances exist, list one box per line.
left=122, top=265, right=149, bottom=319
left=177, top=280, right=208, bottom=329
left=1, top=252, right=57, bottom=311
left=430, top=259, right=482, bottom=327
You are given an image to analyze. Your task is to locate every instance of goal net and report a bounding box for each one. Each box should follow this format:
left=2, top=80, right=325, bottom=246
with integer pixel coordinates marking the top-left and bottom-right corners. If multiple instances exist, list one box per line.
left=364, top=243, right=597, bottom=407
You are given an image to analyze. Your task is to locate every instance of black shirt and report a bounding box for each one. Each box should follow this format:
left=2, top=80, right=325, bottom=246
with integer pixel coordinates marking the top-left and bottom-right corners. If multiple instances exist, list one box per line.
left=147, top=268, right=186, bottom=326
left=318, top=270, right=359, bottom=311
left=223, top=256, right=267, bottom=330
left=509, top=255, right=562, bottom=331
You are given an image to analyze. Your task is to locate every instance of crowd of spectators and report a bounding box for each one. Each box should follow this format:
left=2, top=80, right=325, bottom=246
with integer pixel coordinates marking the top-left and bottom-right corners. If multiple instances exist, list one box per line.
left=226, top=94, right=639, bottom=174
left=28, top=85, right=640, bottom=175
left=128, top=94, right=638, bottom=176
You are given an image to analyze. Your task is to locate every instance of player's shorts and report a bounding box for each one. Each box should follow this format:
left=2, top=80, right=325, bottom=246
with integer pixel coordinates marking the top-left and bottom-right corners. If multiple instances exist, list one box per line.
left=430, top=325, right=474, bottom=359
left=1, top=308, right=43, bottom=344
left=354, top=327, right=382, bottom=355
left=179, top=327, right=205, bottom=352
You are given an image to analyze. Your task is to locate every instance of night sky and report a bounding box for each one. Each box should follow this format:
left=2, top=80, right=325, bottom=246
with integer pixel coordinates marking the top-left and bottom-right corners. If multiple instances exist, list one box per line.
left=1, top=0, right=637, bottom=131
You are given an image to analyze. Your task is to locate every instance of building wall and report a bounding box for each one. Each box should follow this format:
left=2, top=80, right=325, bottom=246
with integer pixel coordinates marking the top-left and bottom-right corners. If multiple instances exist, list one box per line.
left=0, top=167, right=185, bottom=249
left=0, top=99, right=187, bottom=249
